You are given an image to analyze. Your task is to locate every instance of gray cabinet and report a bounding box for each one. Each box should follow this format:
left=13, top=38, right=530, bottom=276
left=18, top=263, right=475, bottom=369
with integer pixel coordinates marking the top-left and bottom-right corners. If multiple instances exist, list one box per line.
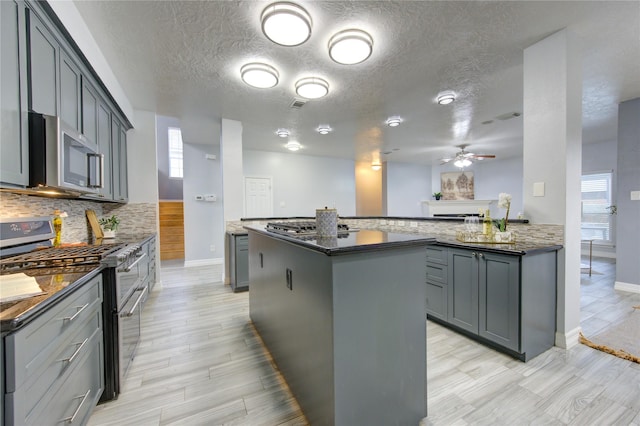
left=229, top=234, right=249, bottom=292
left=60, top=49, right=81, bottom=131
left=435, top=245, right=557, bottom=361
left=425, top=245, right=448, bottom=321
left=0, top=0, right=28, bottom=187
left=140, top=235, right=157, bottom=304
left=3, top=273, right=104, bottom=425
left=26, top=8, right=58, bottom=116
left=111, top=117, right=128, bottom=203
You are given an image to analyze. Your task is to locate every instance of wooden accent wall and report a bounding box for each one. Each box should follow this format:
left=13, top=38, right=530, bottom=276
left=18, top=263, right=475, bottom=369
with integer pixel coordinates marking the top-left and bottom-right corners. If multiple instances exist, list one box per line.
left=159, top=201, right=184, bottom=260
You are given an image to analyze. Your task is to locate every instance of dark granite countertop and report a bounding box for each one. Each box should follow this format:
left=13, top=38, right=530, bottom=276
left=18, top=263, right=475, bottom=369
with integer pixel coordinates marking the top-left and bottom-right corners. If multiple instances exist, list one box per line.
left=1, top=266, right=103, bottom=332
left=240, top=216, right=529, bottom=223
left=244, top=226, right=436, bottom=256
left=244, top=226, right=562, bottom=256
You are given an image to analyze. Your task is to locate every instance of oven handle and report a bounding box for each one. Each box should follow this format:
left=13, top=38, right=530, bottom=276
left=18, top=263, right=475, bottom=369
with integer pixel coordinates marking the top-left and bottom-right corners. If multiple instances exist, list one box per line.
left=122, top=252, right=147, bottom=273
left=125, top=286, right=147, bottom=317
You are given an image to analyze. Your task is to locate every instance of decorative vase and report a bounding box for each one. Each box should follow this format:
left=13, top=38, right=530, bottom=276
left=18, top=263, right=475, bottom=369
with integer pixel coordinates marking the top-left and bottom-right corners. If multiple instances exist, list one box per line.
left=435, top=195, right=441, bottom=200
left=493, top=231, right=513, bottom=243
left=103, top=230, right=116, bottom=239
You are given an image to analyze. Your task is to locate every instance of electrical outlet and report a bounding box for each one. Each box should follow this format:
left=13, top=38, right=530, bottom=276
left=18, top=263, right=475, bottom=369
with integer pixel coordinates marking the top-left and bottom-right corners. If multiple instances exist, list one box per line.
left=209, top=245, right=215, bottom=252
left=397, top=220, right=405, bottom=226
left=410, top=221, right=418, bottom=228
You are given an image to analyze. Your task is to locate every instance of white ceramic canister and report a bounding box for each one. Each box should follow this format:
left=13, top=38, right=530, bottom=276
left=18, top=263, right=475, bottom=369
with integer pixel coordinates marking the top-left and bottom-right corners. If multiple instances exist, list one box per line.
left=316, top=207, right=338, bottom=237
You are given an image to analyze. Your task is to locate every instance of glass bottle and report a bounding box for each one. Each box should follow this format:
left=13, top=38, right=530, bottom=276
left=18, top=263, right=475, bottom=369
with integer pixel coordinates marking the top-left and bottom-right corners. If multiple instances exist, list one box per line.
left=53, top=210, right=62, bottom=247
left=482, top=209, right=492, bottom=236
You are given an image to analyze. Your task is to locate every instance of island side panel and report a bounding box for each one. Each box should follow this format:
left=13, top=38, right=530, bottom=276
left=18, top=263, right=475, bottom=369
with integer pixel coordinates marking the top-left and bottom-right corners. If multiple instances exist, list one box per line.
left=331, top=246, right=428, bottom=425
left=248, top=231, right=335, bottom=424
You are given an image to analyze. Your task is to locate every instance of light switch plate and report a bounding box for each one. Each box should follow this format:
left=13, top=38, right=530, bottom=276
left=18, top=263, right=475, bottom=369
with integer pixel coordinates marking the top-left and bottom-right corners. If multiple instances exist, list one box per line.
left=533, top=182, right=545, bottom=197
left=631, top=190, right=640, bottom=201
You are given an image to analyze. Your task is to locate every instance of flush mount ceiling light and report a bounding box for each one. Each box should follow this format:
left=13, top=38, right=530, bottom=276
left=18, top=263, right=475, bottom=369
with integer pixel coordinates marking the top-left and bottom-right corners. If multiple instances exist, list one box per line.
left=261, top=2, right=312, bottom=46
left=240, top=63, right=279, bottom=88
left=386, top=117, right=402, bottom=127
left=285, top=141, right=302, bottom=151
left=454, top=158, right=472, bottom=168
left=276, top=128, right=290, bottom=138
left=328, top=29, right=373, bottom=65
left=295, top=77, right=329, bottom=99
left=316, top=125, right=332, bottom=135
left=371, top=162, right=382, bottom=171
left=436, top=91, right=456, bottom=105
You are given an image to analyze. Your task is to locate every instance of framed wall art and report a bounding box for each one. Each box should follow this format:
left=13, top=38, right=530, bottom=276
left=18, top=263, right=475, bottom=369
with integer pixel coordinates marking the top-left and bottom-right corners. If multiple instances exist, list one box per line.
left=441, top=171, right=474, bottom=200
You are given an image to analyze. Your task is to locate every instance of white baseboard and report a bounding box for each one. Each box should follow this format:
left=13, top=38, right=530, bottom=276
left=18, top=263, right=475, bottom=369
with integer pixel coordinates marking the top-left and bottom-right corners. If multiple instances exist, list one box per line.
left=184, top=257, right=224, bottom=268
left=614, top=281, right=640, bottom=294
left=555, top=326, right=582, bottom=349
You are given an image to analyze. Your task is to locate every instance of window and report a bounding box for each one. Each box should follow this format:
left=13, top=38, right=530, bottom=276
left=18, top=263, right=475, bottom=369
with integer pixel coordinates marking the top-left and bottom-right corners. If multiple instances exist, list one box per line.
left=168, top=127, right=183, bottom=178
left=581, top=171, right=613, bottom=242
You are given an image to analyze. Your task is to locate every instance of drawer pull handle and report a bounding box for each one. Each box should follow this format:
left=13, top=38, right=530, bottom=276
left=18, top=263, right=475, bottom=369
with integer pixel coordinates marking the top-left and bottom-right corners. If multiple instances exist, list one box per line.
left=63, top=303, right=89, bottom=322
left=62, top=337, right=89, bottom=364
left=62, top=389, right=91, bottom=423
left=126, top=286, right=147, bottom=317
left=122, top=252, right=146, bottom=272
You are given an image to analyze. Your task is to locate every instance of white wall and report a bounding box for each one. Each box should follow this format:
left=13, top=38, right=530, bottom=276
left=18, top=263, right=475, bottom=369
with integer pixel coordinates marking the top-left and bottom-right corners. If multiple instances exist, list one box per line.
left=156, top=115, right=183, bottom=200
left=384, top=162, right=432, bottom=216
left=183, top=143, right=224, bottom=263
left=127, top=110, right=158, bottom=203
left=243, top=150, right=356, bottom=217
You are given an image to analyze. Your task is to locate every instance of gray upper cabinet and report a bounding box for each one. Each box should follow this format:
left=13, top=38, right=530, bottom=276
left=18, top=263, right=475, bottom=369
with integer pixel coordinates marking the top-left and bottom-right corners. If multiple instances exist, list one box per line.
left=27, top=8, right=58, bottom=116
left=81, top=77, right=98, bottom=144
left=97, top=100, right=113, bottom=199
left=59, top=50, right=81, bottom=131
left=111, top=117, right=128, bottom=203
left=0, top=0, right=28, bottom=186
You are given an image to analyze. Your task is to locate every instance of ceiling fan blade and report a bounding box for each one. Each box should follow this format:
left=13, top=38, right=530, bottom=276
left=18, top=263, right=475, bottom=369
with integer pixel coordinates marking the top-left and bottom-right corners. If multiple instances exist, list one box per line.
left=439, top=158, right=453, bottom=164
left=471, top=154, right=496, bottom=159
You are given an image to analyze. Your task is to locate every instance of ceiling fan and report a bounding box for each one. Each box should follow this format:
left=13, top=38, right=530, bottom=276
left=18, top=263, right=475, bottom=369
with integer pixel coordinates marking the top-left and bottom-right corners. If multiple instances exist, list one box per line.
left=439, top=144, right=496, bottom=168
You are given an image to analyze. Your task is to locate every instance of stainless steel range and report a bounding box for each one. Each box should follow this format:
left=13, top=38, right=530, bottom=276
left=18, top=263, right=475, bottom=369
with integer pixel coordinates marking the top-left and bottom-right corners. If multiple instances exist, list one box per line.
left=265, top=221, right=351, bottom=240
left=0, top=217, right=146, bottom=403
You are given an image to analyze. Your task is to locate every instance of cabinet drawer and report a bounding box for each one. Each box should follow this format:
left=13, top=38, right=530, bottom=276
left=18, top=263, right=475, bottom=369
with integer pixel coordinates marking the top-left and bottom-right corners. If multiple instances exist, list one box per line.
left=236, top=235, right=248, bottom=249
left=426, top=282, right=447, bottom=321
left=10, top=308, right=101, bottom=421
left=426, top=245, right=448, bottom=265
left=5, top=274, right=102, bottom=392
left=426, top=262, right=447, bottom=285
left=25, top=330, right=104, bottom=426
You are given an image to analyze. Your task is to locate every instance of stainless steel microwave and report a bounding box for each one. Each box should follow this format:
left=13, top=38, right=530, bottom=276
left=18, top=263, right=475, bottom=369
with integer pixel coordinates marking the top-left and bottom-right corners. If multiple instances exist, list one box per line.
left=28, top=112, right=104, bottom=197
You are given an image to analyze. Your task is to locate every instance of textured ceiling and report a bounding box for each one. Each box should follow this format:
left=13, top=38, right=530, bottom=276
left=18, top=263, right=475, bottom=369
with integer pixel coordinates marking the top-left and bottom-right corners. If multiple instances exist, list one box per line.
left=73, top=1, right=640, bottom=165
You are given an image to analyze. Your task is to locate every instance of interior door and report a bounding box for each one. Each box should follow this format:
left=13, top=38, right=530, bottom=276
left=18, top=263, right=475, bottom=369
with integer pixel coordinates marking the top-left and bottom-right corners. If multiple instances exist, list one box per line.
left=245, top=176, right=272, bottom=218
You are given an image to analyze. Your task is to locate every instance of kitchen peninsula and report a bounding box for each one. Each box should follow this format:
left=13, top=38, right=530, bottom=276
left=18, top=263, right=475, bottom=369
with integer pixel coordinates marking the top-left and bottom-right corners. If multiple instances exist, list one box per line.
left=245, top=226, right=433, bottom=425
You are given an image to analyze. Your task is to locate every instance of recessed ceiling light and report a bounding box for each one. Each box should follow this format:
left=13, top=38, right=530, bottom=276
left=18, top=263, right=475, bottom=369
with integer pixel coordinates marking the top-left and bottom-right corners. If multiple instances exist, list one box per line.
left=436, top=91, right=456, bottom=105
left=261, top=2, right=312, bottom=46
left=285, top=141, right=302, bottom=151
left=240, top=63, right=279, bottom=88
left=276, top=128, right=290, bottom=138
left=295, top=77, right=329, bottom=99
left=316, top=125, right=332, bottom=135
left=386, top=117, right=402, bottom=127
left=371, top=162, right=382, bottom=171
left=328, top=29, right=373, bottom=65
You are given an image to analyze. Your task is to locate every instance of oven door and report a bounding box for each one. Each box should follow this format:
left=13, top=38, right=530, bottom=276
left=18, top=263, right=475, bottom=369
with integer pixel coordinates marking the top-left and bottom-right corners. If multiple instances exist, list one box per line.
left=116, top=253, right=146, bottom=309
left=117, top=286, right=146, bottom=384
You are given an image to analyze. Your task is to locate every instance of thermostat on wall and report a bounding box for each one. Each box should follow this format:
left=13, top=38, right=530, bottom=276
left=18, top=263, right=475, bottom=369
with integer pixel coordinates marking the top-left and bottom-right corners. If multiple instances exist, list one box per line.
left=204, top=194, right=217, bottom=202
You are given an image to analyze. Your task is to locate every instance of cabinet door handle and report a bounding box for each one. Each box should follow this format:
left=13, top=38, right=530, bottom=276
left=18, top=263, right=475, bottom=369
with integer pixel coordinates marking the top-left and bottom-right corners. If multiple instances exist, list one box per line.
left=63, top=303, right=89, bottom=322
left=478, top=253, right=484, bottom=259
left=259, top=252, right=264, bottom=268
left=61, top=337, right=89, bottom=364
left=62, top=389, right=91, bottom=423
left=286, top=268, right=293, bottom=290
left=471, top=252, right=477, bottom=257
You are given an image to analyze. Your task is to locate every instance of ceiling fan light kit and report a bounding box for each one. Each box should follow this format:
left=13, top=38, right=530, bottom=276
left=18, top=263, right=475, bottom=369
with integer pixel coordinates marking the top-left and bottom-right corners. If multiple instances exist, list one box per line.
left=261, top=2, right=312, bottom=46
left=328, top=29, right=374, bottom=65
left=240, top=63, right=279, bottom=88
left=441, top=144, right=496, bottom=168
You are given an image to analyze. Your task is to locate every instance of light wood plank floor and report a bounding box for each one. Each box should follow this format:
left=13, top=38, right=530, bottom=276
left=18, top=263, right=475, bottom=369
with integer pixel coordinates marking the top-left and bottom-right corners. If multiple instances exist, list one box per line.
left=89, top=258, right=640, bottom=425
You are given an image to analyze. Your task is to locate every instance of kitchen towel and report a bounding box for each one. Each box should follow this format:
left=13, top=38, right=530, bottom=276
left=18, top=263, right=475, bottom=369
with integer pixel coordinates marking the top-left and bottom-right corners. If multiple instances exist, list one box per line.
left=316, top=208, right=338, bottom=237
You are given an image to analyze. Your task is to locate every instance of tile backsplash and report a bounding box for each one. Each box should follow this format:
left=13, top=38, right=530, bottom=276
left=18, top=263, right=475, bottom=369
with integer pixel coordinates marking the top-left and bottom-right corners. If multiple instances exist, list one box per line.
left=0, top=192, right=157, bottom=243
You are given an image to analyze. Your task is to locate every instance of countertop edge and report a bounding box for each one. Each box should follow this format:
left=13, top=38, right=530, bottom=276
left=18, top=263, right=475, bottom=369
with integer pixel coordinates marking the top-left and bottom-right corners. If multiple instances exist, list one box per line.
left=433, top=239, right=563, bottom=255
left=1, top=266, right=104, bottom=333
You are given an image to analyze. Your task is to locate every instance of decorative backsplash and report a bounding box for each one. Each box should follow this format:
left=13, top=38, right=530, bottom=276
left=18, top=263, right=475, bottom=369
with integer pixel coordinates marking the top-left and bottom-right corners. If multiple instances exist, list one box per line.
left=0, top=192, right=157, bottom=243
left=226, top=217, right=564, bottom=246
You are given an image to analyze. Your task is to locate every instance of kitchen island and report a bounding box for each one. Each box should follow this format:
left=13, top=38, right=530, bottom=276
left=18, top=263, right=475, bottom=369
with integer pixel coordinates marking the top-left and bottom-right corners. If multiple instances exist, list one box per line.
left=245, top=226, right=434, bottom=425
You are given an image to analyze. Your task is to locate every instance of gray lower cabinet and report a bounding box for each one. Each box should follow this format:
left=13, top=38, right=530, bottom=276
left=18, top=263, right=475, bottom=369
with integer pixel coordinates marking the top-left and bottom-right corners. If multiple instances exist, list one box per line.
left=3, top=273, right=104, bottom=425
left=0, top=0, right=28, bottom=187
left=425, top=245, right=448, bottom=321
left=229, top=234, right=249, bottom=292
left=140, top=235, right=157, bottom=304
left=430, top=245, right=557, bottom=361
